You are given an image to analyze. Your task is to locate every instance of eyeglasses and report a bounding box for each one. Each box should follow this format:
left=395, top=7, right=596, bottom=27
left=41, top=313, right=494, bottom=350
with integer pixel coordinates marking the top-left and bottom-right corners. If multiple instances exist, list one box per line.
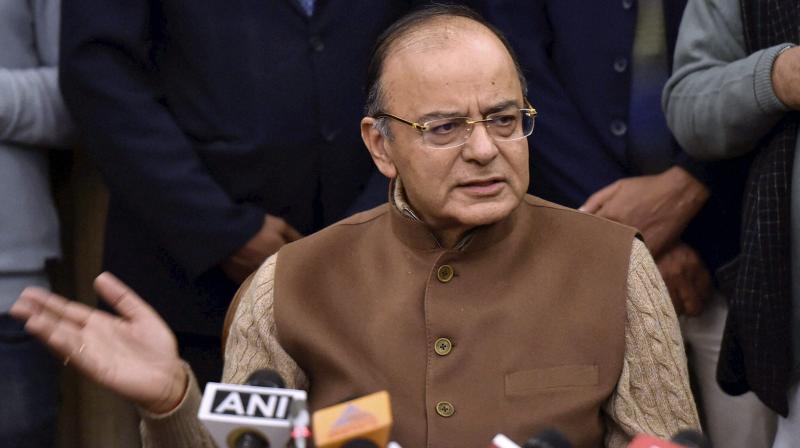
left=374, top=101, right=537, bottom=150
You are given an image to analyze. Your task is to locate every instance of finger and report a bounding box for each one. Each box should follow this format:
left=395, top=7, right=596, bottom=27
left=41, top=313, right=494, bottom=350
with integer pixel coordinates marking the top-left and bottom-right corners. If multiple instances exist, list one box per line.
left=268, top=215, right=303, bottom=242
left=18, top=287, right=96, bottom=329
left=281, top=223, right=303, bottom=242
left=24, top=301, right=83, bottom=352
left=93, top=272, right=156, bottom=321
left=579, top=182, right=619, bottom=213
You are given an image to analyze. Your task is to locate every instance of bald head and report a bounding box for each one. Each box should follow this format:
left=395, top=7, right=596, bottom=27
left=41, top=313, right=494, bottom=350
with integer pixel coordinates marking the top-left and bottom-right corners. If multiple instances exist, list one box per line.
left=364, top=5, right=527, bottom=119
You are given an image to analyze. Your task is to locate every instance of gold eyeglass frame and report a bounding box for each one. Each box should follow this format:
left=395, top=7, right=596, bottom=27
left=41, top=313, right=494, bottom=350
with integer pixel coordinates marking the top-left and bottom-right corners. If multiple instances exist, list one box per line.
left=373, top=99, right=537, bottom=149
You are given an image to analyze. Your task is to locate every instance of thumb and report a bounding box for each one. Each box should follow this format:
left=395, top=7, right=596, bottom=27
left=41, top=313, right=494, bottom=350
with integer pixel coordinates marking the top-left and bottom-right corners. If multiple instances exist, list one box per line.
left=580, top=182, right=619, bottom=213
left=93, top=272, right=157, bottom=321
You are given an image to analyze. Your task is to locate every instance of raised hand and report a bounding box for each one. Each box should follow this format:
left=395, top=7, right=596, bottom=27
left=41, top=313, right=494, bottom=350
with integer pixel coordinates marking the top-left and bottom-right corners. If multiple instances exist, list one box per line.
left=9, top=272, right=187, bottom=414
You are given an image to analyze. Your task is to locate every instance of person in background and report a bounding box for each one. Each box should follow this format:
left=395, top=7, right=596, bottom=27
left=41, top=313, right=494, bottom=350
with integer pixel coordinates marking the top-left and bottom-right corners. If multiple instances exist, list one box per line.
left=475, top=1, right=776, bottom=446
left=664, top=0, right=799, bottom=446
left=0, top=0, right=74, bottom=446
left=59, top=0, right=412, bottom=384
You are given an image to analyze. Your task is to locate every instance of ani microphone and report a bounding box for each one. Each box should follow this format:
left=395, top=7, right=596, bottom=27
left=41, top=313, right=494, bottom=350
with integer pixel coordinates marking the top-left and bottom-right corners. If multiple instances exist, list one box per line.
left=198, top=369, right=308, bottom=448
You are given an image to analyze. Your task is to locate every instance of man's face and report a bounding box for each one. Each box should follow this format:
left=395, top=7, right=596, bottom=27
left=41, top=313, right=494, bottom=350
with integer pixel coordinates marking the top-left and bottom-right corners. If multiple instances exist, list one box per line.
left=364, top=19, right=529, bottom=235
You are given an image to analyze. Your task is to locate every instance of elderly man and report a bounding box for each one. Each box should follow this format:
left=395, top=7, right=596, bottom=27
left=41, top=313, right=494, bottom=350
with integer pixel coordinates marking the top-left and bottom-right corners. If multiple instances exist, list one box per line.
left=11, top=6, right=698, bottom=448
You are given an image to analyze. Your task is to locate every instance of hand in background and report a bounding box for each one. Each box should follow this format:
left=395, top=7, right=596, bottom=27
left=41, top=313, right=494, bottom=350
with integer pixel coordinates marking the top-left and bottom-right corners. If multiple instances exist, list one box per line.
left=773, top=46, right=800, bottom=110
left=9, top=273, right=187, bottom=414
left=656, top=242, right=712, bottom=316
left=221, top=214, right=303, bottom=283
left=579, top=166, right=709, bottom=258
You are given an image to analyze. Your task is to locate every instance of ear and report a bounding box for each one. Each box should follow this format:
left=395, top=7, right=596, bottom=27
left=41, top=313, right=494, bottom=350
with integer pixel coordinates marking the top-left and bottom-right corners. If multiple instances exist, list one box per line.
left=361, top=117, right=397, bottom=179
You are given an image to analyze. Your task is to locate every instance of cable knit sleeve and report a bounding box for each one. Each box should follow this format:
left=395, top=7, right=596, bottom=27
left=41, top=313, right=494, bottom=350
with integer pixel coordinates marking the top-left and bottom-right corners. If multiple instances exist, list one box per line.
left=604, top=239, right=701, bottom=448
left=222, top=253, right=308, bottom=388
left=140, top=253, right=307, bottom=448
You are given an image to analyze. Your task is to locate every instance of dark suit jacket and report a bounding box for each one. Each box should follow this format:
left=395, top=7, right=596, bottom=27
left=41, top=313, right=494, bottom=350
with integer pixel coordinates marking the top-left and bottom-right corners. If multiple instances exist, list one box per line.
left=477, top=0, right=751, bottom=275
left=60, top=0, right=411, bottom=336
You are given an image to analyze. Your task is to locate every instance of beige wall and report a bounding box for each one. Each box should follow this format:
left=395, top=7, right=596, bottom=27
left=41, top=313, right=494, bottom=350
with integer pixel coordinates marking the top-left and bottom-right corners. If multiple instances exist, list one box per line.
left=50, top=148, right=141, bottom=448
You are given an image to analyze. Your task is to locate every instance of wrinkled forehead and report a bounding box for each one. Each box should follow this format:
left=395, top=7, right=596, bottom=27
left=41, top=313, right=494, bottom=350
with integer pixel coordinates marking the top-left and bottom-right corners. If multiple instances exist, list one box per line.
left=380, top=17, right=522, bottom=112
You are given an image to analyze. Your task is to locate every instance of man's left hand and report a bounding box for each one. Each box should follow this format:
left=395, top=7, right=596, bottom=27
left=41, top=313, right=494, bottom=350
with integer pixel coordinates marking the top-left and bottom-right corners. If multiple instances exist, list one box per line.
left=580, top=166, right=709, bottom=258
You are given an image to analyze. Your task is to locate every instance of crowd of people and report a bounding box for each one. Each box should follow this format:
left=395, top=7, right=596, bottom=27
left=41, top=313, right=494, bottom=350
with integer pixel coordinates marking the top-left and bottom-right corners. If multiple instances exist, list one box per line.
left=2, top=1, right=798, bottom=447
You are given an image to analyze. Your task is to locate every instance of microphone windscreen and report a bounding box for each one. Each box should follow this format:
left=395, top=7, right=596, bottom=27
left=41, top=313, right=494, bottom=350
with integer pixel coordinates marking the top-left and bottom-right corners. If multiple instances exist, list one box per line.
left=671, top=430, right=710, bottom=448
left=246, top=369, right=286, bottom=388
left=341, top=439, right=380, bottom=448
left=523, top=429, right=572, bottom=448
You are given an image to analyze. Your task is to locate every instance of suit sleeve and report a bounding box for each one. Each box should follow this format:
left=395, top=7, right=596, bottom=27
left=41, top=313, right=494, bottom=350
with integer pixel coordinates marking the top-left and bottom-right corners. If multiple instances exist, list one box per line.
left=480, top=1, right=636, bottom=206
left=59, top=0, right=264, bottom=278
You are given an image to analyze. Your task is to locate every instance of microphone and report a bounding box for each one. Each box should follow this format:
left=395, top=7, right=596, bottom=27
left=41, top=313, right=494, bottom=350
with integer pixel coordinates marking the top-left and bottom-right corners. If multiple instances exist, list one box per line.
left=490, top=429, right=572, bottom=448
left=670, top=430, right=710, bottom=448
left=490, top=434, right=522, bottom=448
left=312, top=390, right=393, bottom=448
left=523, top=429, right=572, bottom=448
left=198, top=369, right=308, bottom=448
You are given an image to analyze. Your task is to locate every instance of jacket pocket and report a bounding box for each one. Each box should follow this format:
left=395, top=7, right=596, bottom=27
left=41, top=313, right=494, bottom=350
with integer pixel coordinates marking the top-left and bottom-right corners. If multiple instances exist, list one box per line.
left=505, top=365, right=599, bottom=396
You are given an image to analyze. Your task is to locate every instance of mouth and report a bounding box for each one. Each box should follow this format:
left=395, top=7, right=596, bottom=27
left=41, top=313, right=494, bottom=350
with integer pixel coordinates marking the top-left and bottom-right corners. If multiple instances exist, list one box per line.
left=457, top=177, right=506, bottom=195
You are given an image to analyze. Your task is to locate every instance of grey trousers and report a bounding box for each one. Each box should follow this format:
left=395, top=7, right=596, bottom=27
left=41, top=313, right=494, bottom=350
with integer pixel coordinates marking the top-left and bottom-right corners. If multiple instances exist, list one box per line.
left=681, top=292, right=777, bottom=447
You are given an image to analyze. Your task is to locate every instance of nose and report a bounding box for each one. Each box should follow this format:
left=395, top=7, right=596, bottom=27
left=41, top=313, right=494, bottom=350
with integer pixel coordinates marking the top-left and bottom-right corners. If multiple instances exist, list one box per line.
left=461, top=121, right=499, bottom=165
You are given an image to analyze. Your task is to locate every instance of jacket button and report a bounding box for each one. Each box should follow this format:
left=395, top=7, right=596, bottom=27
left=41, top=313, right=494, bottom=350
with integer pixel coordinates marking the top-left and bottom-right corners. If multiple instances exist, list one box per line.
left=309, top=35, right=325, bottom=52
left=436, top=265, right=454, bottom=283
left=622, top=0, right=634, bottom=10
left=613, top=57, right=628, bottom=73
left=434, top=337, right=453, bottom=356
left=435, top=401, right=455, bottom=417
left=610, top=120, right=628, bottom=137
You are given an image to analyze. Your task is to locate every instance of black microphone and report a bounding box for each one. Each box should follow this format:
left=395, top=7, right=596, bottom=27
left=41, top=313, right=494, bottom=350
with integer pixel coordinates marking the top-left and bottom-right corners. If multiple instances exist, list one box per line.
left=234, top=369, right=287, bottom=448
left=522, top=428, right=573, bottom=448
left=341, top=439, right=380, bottom=448
left=246, top=369, right=286, bottom=389
left=671, top=430, right=710, bottom=448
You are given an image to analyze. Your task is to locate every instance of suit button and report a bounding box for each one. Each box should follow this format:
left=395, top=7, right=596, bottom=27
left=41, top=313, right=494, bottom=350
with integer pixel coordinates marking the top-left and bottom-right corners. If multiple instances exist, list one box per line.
left=436, top=265, right=454, bottom=283
left=309, top=35, right=325, bottom=52
left=610, top=120, right=628, bottom=137
left=434, top=337, right=453, bottom=356
left=622, top=0, right=634, bottom=9
left=435, top=401, right=455, bottom=417
left=613, top=57, right=628, bottom=73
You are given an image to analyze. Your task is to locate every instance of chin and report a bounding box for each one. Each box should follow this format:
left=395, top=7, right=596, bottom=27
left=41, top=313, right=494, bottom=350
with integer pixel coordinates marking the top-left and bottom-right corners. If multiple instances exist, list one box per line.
left=452, top=200, right=517, bottom=227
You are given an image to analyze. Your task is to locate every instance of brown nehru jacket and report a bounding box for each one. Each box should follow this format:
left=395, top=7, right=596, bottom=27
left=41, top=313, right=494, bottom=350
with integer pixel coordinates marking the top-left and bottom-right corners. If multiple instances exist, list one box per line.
left=274, top=194, right=637, bottom=447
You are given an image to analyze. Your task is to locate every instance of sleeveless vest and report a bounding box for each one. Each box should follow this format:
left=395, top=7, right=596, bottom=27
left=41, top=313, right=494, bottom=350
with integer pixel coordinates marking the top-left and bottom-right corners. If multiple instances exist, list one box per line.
left=274, top=196, right=637, bottom=447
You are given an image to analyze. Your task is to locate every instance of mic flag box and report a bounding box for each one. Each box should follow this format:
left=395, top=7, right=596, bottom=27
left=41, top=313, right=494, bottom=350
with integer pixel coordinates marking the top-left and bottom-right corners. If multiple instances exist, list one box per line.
left=312, top=390, right=393, bottom=448
left=198, top=382, right=307, bottom=448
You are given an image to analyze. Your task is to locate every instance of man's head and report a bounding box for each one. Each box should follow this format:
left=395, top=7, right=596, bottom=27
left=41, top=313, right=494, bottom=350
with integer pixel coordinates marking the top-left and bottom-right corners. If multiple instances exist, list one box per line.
left=360, top=5, right=532, bottom=241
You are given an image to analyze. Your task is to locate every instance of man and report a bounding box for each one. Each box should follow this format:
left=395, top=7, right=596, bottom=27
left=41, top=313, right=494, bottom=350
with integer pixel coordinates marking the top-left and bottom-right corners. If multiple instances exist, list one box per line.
left=664, top=0, right=800, bottom=445
left=13, top=6, right=698, bottom=447
left=0, top=0, right=73, bottom=446
left=59, top=0, right=411, bottom=383
left=475, top=1, right=774, bottom=446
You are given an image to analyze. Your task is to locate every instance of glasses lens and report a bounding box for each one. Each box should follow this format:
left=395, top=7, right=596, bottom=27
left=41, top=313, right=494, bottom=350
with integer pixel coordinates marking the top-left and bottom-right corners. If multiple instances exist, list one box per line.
left=489, top=110, right=534, bottom=141
left=423, top=118, right=469, bottom=148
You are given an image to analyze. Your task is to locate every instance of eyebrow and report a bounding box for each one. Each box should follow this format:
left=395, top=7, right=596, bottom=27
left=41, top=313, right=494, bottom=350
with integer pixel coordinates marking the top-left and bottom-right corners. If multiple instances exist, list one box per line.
left=416, top=99, right=522, bottom=123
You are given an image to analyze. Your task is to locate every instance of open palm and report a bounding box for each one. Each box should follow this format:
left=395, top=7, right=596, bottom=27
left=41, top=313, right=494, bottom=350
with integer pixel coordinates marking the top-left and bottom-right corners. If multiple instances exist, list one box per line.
left=10, top=272, right=187, bottom=413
